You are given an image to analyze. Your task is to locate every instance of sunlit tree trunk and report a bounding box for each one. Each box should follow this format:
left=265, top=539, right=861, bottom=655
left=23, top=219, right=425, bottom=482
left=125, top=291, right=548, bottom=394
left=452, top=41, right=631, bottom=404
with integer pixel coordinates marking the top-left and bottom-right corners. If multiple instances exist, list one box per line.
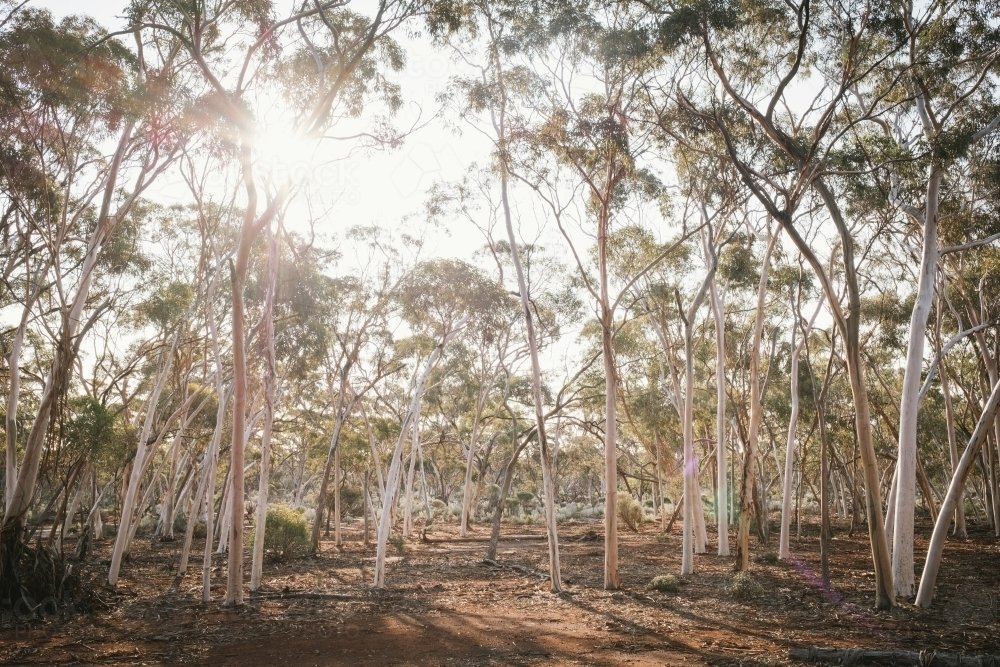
left=250, top=222, right=279, bottom=592
left=736, top=229, right=778, bottom=571
left=916, top=375, right=1000, bottom=607
left=892, top=163, right=942, bottom=598
left=374, top=326, right=462, bottom=588
left=710, top=280, right=729, bottom=555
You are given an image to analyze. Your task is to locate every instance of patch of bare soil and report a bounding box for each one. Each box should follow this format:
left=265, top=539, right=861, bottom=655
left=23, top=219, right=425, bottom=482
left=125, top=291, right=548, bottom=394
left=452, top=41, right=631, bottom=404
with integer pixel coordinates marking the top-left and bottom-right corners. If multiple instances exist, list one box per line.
left=1, top=519, right=998, bottom=666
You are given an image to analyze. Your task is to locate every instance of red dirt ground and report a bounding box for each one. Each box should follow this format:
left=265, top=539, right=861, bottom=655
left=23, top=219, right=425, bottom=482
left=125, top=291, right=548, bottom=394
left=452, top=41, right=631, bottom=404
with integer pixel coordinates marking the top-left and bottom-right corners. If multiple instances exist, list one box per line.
left=1, top=518, right=998, bottom=665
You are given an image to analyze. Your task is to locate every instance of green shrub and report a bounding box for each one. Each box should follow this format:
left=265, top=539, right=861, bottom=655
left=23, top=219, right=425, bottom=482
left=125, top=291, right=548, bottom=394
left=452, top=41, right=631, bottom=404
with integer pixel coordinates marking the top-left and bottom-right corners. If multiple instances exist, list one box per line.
left=647, top=574, right=681, bottom=593
left=389, top=533, right=406, bottom=554
left=249, top=505, right=311, bottom=561
left=756, top=550, right=779, bottom=565
left=725, top=570, right=763, bottom=600
left=617, top=493, right=644, bottom=532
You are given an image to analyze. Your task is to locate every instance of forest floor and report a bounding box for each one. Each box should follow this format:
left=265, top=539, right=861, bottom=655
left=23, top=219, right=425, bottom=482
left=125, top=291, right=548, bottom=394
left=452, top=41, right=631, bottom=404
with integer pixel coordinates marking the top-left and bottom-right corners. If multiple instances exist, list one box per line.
left=1, top=517, right=998, bottom=666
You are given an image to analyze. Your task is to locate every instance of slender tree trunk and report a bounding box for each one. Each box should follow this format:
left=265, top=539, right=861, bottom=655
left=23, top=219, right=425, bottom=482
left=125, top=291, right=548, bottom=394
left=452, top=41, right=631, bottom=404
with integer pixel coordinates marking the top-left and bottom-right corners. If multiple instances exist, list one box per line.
left=403, top=425, right=419, bottom=539
left=460, top=403, right=485, bottom=537
left=108, top=334, right=180, bottom=586
left=892, top=164, right=942, bottom=598
left=334, top=445, right=342, bottom=547
left=250, top=223, right=279, bottom=592
left=916, top=375, right=1000, bottom=607
left=312, top=366, right=351, bottom=551
left=490, top=51, right=562, bottom=590
left=780, top=311, right=802, bottom=560
left=374, top=328, right=460, bottom=588
left=710, top=280, right=729, bottom=555
left=736, top=230, right=778, bottom=571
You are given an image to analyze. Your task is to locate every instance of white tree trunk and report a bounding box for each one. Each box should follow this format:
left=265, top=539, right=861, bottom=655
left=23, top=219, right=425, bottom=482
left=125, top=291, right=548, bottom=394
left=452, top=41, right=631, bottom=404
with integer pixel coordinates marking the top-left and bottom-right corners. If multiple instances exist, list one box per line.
left=737, top=229, right=778, bottom=571
left=916, top=375, right=1000, bottom=607
left=108, top=333, right=180, bottom=586
left=780, top=296, right=821, bottom=559
left=460, top=406, right=484, bottom=537
left=250, top=226, right=279, bottom=592
left=710, top=280, right=729, bottom=555
left=892, top=164, right=942, bottom=598
left=374, top=325, right=463, bottom=587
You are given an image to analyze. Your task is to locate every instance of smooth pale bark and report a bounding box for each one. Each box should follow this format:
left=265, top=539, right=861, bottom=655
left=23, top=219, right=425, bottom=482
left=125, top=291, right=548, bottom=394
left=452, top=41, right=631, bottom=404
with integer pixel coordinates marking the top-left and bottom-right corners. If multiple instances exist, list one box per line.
left=736, top=230, right=779, bottom=571
left=402, top=425, right=419, bottom=538
left=597, top=200, right=620, bottom=590
left=779, top=311, right=801, bottom=560
left=108, top=332, right=181, bottom=586
left=157, top=398, right=191, bottom=539
left=250, top=225, right=279, bottom=592
left=460, top=399, right=486, bottom=537
left=488, top=37, right=562, bottom=590
left=374, top=325, right=463, bottom=588
left=178, top=383, right=228, bottom=576
left=710, top=280, right=730, bottom=555
left=2, top=123, right=135, bottom=542
left=333, top=445, right=342, bottom=546
left=916, top=375, right=1000, bottom=607
left=225, top=255, right=249, bottom=606
left=892, top=164, right=942, bottom=598
left=939, top=364, right=969, bottom=540
left=780, top=297, right=822, bottom=559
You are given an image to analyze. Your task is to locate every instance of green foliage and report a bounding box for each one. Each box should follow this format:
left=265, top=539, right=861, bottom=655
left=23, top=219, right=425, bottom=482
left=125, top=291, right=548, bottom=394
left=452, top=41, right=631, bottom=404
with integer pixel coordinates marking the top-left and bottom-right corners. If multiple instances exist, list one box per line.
left=249, top=506, right=311, bottom=561
left=389, top=533, right=406, bottom=555
left=725, top=571, right=764, bottom=600
left=647, top=574, right=681, bottom=593
left=756, top=550, right=779, bottom=565
left=616, top=492, right=644, bottom=532
left=62, top=396, right=130, bottom=472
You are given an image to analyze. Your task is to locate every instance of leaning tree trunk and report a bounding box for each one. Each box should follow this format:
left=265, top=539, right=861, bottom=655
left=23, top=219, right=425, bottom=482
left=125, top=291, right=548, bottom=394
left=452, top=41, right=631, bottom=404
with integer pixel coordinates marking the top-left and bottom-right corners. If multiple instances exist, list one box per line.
left=916, top=375, right=1000, bottom=607
left=374, top=325, right=463, bottom=588
left=108, top=332, right=181, bottom=586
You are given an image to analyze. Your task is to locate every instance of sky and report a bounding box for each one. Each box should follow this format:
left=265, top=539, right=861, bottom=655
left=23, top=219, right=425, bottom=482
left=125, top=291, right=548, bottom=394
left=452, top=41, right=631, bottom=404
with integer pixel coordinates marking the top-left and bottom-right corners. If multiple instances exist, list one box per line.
left=16, top=0, right=596, bottom=375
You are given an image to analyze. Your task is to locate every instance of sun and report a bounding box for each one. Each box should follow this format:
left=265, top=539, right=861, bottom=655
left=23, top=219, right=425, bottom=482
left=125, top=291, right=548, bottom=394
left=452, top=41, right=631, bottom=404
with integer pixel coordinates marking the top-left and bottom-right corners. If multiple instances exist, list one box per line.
left=251, top=120, right=327, bottom=186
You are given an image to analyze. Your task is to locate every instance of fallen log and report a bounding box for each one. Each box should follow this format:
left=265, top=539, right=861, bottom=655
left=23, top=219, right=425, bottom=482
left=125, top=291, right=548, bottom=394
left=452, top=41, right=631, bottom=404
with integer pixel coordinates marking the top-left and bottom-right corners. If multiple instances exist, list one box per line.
left=420, top=529, right=547, bottom=543
left=789, top=646, right=1000, bottom=666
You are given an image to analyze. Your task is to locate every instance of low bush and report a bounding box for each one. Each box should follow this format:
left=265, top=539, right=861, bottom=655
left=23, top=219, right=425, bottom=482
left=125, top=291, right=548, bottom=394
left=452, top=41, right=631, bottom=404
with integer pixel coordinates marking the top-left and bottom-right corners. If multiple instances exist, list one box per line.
left=725, top=570, right=763, bottom=600
left=248, top=505, right=311, bottom=561
left=756, top=550, right=779, bottom=565
left=647, top=574, right=681, bottom=593
left=617, top=493, right=644, bottom=532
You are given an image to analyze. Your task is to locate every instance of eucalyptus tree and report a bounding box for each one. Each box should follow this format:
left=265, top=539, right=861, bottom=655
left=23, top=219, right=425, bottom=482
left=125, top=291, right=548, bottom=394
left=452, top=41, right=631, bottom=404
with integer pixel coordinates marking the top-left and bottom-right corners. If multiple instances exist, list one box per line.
left=310, top=243, right=403, bottom=553
left=510, top=2, right=673, bottom=589
left=0, top=6, right=186, bottom=602
left=828, top=0, right=1000, bottom=598
left=651, top=0, right=907, bottom=607
left=372, top=258, right=502, bottom=587
left=128, top=0, right=422, bottom=605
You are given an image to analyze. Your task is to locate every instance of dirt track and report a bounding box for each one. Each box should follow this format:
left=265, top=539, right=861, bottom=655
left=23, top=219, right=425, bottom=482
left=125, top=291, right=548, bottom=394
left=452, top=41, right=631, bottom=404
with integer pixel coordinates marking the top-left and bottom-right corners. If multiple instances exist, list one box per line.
left=2, top=520, right=998, bottom=665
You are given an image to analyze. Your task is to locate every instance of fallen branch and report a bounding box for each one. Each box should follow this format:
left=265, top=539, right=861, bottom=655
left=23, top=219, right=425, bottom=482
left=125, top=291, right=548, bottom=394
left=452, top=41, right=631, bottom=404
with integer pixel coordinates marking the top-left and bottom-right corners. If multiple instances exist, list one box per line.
left=421, top=529, right=546, bottom=543
left=789, top=646, right=1000, bottom=666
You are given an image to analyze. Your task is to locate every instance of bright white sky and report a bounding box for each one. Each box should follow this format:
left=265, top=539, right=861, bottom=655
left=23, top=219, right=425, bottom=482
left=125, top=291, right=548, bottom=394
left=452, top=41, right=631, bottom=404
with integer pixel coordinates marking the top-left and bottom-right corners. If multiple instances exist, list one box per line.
left=23, top=0, right=600, bottom=378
